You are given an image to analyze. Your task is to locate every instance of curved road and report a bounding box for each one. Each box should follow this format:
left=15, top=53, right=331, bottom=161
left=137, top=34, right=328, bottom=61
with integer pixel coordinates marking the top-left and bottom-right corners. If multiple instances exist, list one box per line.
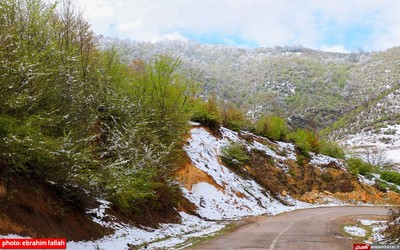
left=191, top=207, right=388, bottom=250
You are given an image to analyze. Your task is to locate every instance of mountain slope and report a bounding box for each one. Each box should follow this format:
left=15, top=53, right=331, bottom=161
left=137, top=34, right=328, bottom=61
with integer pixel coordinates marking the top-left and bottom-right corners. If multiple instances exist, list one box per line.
left=331, top=86, right=400, bottom=165
left=100, top=38, right=400, bottom=129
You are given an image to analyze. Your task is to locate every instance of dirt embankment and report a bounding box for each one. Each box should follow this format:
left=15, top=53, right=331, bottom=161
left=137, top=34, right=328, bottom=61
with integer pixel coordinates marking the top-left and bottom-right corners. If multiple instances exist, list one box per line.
left=0, top=173, right=110, bottom=241
left=176, top=127, right=400, bottom=207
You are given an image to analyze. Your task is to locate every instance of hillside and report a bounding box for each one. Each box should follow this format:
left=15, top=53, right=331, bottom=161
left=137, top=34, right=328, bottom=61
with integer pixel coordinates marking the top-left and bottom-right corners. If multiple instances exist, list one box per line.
left=3, top=125, right=399, bottom=249
left=330, top=86, right=400, bottom=166
left=100, top=38, right=400, bottom=129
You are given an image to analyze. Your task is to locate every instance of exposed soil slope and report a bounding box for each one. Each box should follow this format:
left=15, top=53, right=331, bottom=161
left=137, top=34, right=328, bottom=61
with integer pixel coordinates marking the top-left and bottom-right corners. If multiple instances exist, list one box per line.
left=0, top=171, right=110, bottom=241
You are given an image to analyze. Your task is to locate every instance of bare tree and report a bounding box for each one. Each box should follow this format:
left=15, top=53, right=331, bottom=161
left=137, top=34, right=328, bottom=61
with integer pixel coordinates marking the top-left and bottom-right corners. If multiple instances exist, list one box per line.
left=360, top=147, right=391, bottom=167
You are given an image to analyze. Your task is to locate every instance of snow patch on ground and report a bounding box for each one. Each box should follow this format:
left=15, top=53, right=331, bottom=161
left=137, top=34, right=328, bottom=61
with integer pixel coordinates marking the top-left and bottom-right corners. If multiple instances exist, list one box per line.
left=358, top=219, right=384, bottom=226
left=358, top=219, right=387, bottom=243
left=309, top=153, right=344, bottom=169
left=344, top=226, right=367, bottom=237
left=340, top=124, right=400, bottom=166
left=66, top=212, right=224, bottom=250
left=358, top=175, right=376, bottom=186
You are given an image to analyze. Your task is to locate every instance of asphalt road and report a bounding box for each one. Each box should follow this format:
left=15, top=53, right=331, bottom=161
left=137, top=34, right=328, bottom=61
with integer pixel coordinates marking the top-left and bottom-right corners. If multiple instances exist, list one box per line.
left=190, top=206, right=389, bottom=250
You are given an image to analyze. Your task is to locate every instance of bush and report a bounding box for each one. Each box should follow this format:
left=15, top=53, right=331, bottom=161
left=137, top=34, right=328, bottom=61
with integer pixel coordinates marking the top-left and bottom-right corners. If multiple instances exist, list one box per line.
left=222, top=106, right=247, bottom=131
left=289, top=129, right=319, bottom=155
left=191, top=95, right=222, bottom=129
left=319, top=140, right=345, bottom=159
left=221, top=142, right=249, bottom=165
left=346, top=157, right=373, bottom=176
left=381, top=171, right=400, bottom=186
left=255, top=116, right=288, bottom=141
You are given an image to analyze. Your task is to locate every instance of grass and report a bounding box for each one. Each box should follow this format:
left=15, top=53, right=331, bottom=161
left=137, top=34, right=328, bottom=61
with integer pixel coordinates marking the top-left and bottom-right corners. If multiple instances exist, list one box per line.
left=339, top=216, right=386, bottom=242
left=340, top=223, right=372, bottom=241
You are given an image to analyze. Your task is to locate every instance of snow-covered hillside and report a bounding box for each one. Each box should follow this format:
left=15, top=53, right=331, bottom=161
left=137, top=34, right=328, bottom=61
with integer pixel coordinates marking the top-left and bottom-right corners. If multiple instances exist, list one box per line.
left=333, top=87, right=400, bottom=167
left=182, top=126, right=312, bottom=219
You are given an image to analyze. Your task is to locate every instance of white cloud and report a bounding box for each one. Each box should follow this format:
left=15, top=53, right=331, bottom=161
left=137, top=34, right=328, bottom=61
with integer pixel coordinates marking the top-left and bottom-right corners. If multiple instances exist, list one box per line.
left=320, top=45, right=349, bottom=53
left=68, top=0, right=400, bottom=51
left=117, top=20, right=143, bottom=33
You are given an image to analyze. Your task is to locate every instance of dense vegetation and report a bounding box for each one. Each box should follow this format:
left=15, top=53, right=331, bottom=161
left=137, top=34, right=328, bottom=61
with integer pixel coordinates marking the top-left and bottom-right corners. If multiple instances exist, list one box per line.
left=0, top=0, right=193, bottom=216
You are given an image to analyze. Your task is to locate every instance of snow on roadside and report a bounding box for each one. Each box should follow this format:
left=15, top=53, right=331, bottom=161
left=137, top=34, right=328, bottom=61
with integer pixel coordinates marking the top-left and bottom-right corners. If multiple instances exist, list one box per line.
left=183, top=127, right=344, bottom=220
left=344, top=226, right=367, bottom=237
left=184, top=127, right=307, bottom=220
left=66, top=212, right=224, bottom=250
left=358, top=219, right=387, bottom=243
left=358, top=219, right=384, bottom=226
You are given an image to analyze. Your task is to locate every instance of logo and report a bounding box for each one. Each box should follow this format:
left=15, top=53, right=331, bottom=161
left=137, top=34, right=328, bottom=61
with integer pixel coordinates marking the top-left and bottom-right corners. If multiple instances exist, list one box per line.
left=353, top=244, right=370, bottom=250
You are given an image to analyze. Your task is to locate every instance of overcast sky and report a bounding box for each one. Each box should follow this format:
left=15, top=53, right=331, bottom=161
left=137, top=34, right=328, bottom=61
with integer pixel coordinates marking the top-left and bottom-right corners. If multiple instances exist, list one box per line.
left=69, top=0, right=400, bottom=53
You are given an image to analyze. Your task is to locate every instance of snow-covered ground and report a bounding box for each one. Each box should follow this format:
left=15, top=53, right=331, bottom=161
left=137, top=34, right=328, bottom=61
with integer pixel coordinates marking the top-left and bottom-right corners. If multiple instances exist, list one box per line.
left=0, top=212, right=225, bottom=250
left=340, top=124, right=400, bottom=166
left=342, top=219, right=388, bottom=243
left=344, top=226, right=367, bottom=237
left=358, top=219, right=387, bottom=243
left=183, top=127, right=324, bottom=220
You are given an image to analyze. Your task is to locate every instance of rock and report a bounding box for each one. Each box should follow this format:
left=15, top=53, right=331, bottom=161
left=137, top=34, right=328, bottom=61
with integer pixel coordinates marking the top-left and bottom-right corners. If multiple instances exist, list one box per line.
left=324, top=190, right=333, bottom=195
left=300, top=190, right=320, bottom=204
left=310, top=190, right=319, bottom=199
left=281, top=190, right=288, bottom=197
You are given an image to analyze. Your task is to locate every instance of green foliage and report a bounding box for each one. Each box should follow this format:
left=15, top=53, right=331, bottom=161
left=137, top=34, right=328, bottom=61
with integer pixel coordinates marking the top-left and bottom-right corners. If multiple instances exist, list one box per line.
left=255, top=116, right=288, bottom=141
left=296, top=153, right=308, bottom=166
left=222, top=105, right=247, bottom=131
left=289, top=129, right=319, bottom=155
left=374, top=179, right=389, bottom=192
left=191, top=94, right=222, bottom=128
left=0, top=0, right=190, bottom=216
left=346, top=157, right=373, bottom=176
left=221, top=142, right=249, bottom=165
left=381, top=171, right=400, bottom=186
left=319, top=140, right=345, bottom=159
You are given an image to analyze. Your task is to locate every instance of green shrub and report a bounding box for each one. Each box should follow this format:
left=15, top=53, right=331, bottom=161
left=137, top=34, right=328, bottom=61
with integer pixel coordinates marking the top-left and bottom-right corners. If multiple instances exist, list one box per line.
left=222, top=106, right=247, bottom=131
left=289, top=129, right=319, bottom=154
left=221, top=142, right=249, bottom=165
left=296, top=153, right=309, bottom=165
left=319, top=140, right=345, bottom=159
left=347, top=157, right=373, bottom=176
left=381, top=171, right=400, bottom=186
left=374, top=179, right=389, bottom=192
left=191, top=96, right=222, bottom=128
left=255, top=116, right=288, bottom=141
